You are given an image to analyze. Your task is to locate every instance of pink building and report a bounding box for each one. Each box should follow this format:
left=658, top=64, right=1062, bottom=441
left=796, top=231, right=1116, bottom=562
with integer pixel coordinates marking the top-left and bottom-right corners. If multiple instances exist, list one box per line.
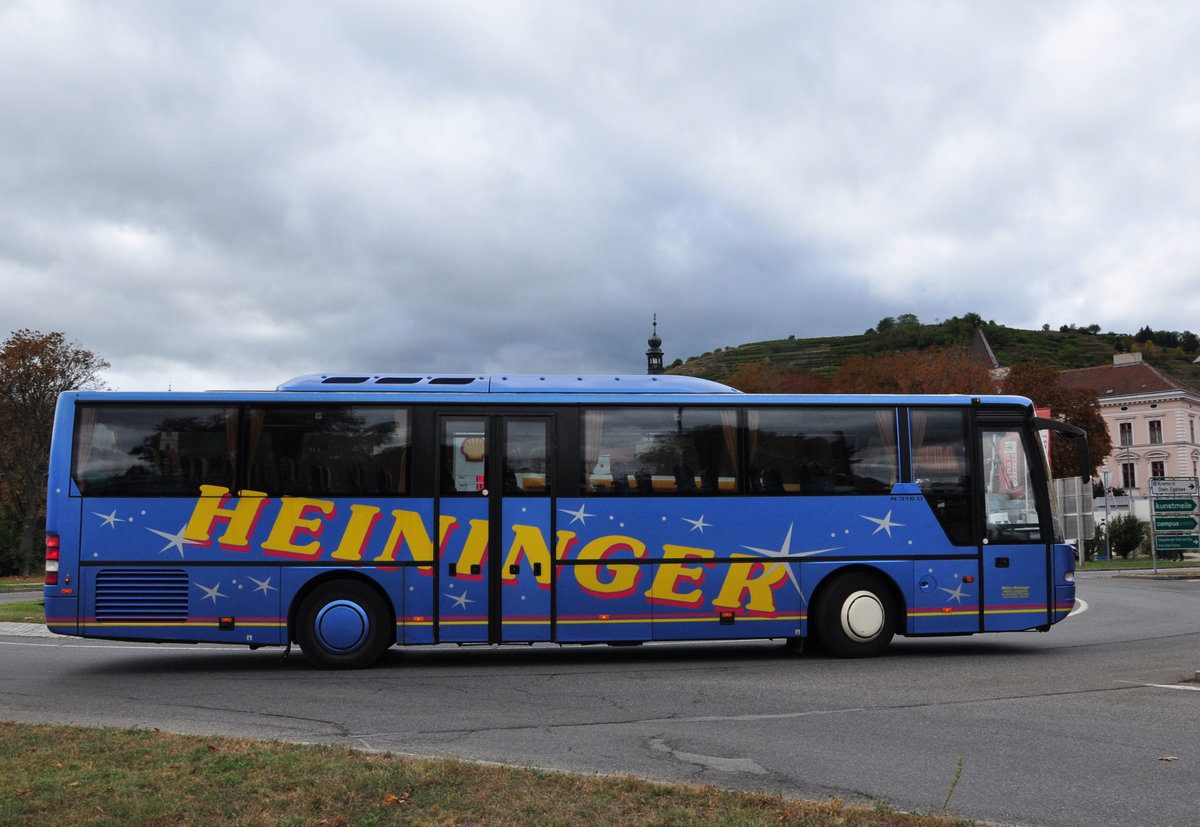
left=1060, top=353, right=1200, bottom=497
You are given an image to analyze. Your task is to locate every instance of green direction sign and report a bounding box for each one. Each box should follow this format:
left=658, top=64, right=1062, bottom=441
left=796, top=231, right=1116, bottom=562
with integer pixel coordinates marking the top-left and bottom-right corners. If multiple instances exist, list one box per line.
left=1154, top=516, right=1200, bottom=532
left=1155, top=534, right=1200, bottom=551
left=1153, top=498, right=1198, bottom=513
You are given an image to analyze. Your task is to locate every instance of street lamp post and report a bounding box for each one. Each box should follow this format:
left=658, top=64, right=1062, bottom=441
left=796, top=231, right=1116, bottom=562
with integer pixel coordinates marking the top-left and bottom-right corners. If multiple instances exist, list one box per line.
left=1101, top=469, right=1113, bottom=568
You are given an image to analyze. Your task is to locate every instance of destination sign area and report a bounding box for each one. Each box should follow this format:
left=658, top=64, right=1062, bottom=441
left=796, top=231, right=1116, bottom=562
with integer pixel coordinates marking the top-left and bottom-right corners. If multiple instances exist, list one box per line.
left=1149, top=477, right=1200, bottom=497
left=1149, top=477, right=1200, bottom=562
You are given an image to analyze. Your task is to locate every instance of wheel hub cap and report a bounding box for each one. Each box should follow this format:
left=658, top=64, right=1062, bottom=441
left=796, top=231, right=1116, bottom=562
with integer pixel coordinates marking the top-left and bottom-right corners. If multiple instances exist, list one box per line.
left=314, top=600, right=369, bottom=652
left=842, top=590, right=885, bottom=642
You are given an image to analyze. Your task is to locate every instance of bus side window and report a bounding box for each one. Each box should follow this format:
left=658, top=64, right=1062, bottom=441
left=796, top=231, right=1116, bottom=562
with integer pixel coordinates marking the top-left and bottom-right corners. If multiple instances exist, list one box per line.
left=910, top=409, right=972, bottom=545
left=581, top=407, right=737, bottom=495
left=748, top=407, right=898, bottom=495
left=72, top=405, right=234, bottom=497
left=247, top=406, right=410, bottom=497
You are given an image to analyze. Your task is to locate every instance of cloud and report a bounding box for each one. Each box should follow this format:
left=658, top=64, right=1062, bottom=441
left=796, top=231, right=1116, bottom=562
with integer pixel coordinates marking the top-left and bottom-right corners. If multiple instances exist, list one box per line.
left=2, top=1, right=1198, bottom=389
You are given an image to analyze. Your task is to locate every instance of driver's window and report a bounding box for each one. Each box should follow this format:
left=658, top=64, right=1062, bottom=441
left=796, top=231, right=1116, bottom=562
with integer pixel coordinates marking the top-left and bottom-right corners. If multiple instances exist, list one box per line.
left=981, top=428, right=1043, bottom=543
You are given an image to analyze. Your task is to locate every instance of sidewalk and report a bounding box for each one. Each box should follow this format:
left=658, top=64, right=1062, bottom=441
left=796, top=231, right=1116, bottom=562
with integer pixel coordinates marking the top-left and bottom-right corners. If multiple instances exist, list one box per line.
left=0, top=621, right=54, bottom=637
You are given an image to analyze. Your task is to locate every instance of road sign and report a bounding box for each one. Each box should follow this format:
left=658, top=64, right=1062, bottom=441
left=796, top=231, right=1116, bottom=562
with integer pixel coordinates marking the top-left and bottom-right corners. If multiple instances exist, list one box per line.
left=1154, top=516, right=1200, bottom=532
left=1153, top=498, right=1199, bottom=513
left=1150, top=477, right=1200, bottom=496
left=1155, top=534, right=1200, bottom=551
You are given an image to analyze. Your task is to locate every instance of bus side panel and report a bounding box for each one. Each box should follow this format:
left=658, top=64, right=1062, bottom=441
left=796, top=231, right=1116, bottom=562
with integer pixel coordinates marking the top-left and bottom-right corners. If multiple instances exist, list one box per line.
left=78, top=564, right=285, bottom=644
left=555, top=561, right=651, bottom=642
left=79, top=497, right=213, bottom=563
left=436, top=497, right=491, bottom=643
left=909, top=558, right=981, bottom=634
left=558, top=496, right=922, bottom=643
left=649, top=558, right=803, bottom=642
left=402, top=565, right=435, bottom=644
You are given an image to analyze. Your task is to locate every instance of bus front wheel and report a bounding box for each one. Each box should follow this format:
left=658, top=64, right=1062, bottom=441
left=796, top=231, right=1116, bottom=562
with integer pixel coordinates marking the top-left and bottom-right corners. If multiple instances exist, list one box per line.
left=295, top=580, right=392, bottom=669
left=813, top=573, right=895, bottom=658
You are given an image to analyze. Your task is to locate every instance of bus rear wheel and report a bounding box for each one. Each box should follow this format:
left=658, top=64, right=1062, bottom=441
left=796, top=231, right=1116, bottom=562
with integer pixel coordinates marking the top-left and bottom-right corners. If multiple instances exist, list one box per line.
left=813, top=573, right=895, bottom=658
left=295, top=580, right=392, bottom=669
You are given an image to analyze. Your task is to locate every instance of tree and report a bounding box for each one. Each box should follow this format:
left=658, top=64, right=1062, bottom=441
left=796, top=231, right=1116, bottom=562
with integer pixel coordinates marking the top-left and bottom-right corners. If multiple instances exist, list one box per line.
left=831, top=348, right=995, bottom=395
left=0, top=330, right=108, bottom=575
left=999, top=362, right=1112, bottom=479
left=724, top=362, right=830, bottom=393
left=724, top=361, right=788, bottom=393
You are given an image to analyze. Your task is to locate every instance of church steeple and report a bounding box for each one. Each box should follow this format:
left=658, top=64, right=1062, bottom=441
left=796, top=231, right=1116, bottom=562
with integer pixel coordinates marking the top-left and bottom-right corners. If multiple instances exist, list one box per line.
left=646, top=314, right=664, bottom=375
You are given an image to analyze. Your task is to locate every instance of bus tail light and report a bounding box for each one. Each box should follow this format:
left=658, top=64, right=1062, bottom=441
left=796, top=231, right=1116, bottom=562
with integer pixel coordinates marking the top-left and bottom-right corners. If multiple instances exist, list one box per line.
left=44, top=534, right=60, bottom=586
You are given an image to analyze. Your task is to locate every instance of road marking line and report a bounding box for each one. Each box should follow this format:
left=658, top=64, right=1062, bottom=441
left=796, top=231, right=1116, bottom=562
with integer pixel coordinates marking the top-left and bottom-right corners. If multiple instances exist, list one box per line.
left=1118, top=680, right=1200, bottom=692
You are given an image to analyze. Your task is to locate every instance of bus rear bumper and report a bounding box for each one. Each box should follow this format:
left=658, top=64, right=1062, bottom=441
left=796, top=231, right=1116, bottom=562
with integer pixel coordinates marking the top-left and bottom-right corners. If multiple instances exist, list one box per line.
left=43, top=596, right=79, bottom=636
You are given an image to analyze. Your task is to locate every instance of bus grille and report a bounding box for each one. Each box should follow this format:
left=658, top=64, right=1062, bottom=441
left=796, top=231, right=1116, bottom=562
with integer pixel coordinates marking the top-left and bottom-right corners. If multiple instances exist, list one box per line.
left=94, top=569, right=190, bottom=621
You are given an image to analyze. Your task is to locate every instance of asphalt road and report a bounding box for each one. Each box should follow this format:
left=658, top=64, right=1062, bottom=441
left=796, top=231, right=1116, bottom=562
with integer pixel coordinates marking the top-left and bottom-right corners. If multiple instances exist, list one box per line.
left=3, top=572, right=1199, bottom=827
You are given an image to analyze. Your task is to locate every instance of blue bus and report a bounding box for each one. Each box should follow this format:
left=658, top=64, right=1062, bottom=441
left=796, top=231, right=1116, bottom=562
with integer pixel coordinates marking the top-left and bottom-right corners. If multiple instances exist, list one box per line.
left=43, top=373, right=1086, bottom=668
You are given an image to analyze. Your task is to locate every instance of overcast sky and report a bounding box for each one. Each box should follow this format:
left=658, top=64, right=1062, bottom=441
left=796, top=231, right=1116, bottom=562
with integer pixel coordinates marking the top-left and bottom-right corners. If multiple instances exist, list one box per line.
left=2, top=2, right=1198, bottom=391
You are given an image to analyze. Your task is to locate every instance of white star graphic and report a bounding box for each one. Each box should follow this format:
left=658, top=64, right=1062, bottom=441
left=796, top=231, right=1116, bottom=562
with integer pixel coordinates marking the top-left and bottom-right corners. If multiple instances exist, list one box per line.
left=861, top=510, right=905, bottom=537
left=682, top=514, right=711, bottom=533
left=94, top=510, right=121, bottom=528
left=445, top=590, right=475, bottom=610
left=146, top=525, right=203, bottom=558
left=741, top=523, right=837, bottom=598
left=197, top=581, right=227, bottom=603
left=939, top=582, right=969, bottom=603
left=248, top=576, right=277, bottom=596
left=559, top=503, right=595, bottom=525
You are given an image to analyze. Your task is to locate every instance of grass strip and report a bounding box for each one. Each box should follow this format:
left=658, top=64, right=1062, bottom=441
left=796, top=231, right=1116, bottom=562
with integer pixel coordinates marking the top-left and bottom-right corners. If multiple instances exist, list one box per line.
left=0, top=600, right=43, bottom=623
left=0, top=722, right=971, bottom=826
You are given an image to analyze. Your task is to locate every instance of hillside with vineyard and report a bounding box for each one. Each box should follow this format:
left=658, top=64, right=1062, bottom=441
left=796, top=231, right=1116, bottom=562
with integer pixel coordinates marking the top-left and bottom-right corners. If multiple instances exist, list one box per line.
left=667, top=314, right=1200, bottom=388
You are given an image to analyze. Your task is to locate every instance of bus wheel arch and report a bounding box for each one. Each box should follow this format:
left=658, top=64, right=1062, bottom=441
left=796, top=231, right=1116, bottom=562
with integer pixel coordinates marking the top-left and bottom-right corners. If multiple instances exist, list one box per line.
left=810, top=568, right=903, bottom=658
left=291, top=575, right=396, bottom=669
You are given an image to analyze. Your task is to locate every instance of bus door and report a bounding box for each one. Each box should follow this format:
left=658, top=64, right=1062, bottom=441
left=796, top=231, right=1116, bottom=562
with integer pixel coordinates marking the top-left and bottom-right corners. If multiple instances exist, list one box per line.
left=436, top=414, right=553, bottom=643
left=978, top=425, right=1052, bottom=632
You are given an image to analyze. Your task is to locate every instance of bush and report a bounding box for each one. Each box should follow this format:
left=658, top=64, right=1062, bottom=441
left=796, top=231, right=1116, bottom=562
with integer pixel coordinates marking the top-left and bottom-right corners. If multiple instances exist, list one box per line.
left=1108, top=514, right=1146, bottom=559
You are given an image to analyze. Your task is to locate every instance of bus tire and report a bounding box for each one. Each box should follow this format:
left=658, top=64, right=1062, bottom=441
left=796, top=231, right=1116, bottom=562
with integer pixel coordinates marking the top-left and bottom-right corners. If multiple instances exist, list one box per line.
left=813, top=573, right=894, bottom=658
left=295, top=580, right=392, bottom=669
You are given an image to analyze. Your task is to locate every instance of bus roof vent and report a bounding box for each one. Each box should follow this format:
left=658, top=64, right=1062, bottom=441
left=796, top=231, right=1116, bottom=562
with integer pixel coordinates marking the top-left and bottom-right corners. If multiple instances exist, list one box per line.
left=277, top=374, right=739, bottom=394
left=278, top=374, right=491, bottom=391
left=487, top=375, right=741, bottom=393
